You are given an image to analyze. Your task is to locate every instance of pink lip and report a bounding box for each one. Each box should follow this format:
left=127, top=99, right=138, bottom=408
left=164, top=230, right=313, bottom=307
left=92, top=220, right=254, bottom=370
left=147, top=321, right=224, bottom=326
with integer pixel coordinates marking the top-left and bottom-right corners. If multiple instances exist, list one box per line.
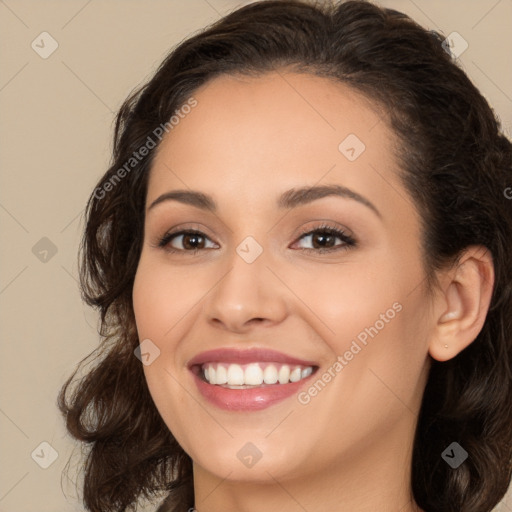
left=187, top=348, right=319, bottom=412
left=187, top=347, right=318, bottom=367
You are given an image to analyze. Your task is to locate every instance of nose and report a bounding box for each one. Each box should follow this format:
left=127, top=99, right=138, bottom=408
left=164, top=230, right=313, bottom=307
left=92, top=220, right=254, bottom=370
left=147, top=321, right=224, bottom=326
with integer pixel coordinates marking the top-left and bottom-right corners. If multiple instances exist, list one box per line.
left=204, top=243, right=288, bottom=334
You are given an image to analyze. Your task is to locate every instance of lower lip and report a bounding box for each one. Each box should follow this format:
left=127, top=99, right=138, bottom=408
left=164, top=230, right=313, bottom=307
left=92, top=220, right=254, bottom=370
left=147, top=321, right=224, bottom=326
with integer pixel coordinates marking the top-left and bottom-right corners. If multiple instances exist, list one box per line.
left=190, top=368, right=316, bottom=411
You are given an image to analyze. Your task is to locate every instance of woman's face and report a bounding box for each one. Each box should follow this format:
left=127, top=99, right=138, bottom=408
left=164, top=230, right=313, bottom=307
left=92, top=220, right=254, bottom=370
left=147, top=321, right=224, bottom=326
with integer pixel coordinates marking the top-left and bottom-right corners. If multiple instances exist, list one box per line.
left=133, top=71, right=434, bottom=484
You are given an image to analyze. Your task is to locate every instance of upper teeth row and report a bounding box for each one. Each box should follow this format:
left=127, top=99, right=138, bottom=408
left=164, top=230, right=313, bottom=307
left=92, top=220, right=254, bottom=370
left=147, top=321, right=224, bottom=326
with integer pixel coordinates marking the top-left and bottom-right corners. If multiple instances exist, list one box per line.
left=203, top=362, right=314, bottom=386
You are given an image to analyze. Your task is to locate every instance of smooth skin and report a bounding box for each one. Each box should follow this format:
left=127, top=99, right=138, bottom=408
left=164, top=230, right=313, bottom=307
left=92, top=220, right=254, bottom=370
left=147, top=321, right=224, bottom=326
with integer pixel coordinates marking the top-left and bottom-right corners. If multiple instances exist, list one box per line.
left=132, top=71, right=494, bottom=512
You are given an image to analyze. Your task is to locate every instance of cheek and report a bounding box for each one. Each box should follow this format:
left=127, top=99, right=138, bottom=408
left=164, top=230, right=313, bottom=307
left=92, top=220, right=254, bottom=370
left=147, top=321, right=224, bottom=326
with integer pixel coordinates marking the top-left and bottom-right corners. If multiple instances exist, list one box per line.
left=308, top=250, right=428, bottom=379
left=294, top=259, right=404, bottom=350
left=133, top=261, right=189, bottom=435
left=132, top=256, right=197, bottom=337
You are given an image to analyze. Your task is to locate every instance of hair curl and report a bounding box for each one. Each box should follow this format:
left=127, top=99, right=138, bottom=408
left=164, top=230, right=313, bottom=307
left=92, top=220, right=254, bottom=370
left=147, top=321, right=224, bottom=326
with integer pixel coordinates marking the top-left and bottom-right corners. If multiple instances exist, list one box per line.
left=58, top=1, right=512, bottom=511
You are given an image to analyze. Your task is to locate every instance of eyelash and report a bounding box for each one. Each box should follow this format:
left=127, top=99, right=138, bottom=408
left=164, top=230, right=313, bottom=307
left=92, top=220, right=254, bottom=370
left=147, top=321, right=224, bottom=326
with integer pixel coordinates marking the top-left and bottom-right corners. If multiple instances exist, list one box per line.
left=156, top=223, right=357, bottom=255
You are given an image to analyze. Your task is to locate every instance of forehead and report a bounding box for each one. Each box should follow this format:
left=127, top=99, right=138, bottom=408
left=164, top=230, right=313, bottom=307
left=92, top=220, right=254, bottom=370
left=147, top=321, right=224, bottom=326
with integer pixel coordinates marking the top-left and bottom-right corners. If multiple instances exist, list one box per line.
left=148, top=71, right=406, bottom=220
left=156, top=71, right=389, bottom=156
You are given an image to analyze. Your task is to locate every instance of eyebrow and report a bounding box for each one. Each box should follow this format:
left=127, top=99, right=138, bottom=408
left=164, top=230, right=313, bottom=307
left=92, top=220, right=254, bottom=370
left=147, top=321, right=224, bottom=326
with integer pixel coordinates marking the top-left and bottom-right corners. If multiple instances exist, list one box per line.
left=147, top=184, right=381, bottom=218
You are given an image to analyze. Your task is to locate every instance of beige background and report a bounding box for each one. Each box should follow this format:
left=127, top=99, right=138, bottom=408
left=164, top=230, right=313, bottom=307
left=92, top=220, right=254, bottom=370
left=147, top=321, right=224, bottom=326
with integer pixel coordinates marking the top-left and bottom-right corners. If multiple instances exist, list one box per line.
left=1, top=1, right=511, bottom=511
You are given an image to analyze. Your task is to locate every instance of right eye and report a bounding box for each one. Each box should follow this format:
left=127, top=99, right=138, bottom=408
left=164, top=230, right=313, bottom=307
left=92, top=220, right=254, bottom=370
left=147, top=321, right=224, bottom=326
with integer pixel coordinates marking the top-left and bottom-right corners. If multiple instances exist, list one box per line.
left=158, top=229, right=218, bottom=254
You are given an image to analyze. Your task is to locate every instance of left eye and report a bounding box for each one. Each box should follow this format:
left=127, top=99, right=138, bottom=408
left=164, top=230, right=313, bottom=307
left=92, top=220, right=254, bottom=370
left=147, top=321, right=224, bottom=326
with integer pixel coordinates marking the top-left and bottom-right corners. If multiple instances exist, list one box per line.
left=293, top=227, right=355, bottom=252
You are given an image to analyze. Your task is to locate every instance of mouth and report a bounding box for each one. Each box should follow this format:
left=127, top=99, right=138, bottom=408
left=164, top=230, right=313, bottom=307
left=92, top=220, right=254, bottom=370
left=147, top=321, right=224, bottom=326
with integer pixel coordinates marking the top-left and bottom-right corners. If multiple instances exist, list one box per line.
left=187, top=348, right=319, bottom=411
left=191, top=361, right=316, bottom=388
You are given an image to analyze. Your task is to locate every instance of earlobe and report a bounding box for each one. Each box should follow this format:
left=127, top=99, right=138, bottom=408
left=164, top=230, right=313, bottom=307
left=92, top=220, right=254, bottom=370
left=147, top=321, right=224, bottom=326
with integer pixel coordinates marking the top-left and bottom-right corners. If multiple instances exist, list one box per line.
left=428, top=246, right=494, bottom=362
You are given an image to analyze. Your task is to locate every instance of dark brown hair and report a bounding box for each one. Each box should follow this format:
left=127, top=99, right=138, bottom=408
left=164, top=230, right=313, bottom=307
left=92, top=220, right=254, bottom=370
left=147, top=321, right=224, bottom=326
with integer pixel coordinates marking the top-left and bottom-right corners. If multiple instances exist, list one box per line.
left=58, top=1, right=512, bottom=511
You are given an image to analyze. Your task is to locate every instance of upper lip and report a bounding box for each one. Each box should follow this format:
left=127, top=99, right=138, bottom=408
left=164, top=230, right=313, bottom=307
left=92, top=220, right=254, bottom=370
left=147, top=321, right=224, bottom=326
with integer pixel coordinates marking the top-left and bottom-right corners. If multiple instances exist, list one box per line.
left=188, top=348, right=318, bottom=368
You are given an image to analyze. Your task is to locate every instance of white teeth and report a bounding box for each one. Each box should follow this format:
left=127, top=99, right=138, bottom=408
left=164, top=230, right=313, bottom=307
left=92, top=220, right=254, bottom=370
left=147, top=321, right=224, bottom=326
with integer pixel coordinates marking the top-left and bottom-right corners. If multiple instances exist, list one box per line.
left=201, top=362, right=314, bottom=386
left=216, top=364, right=227, bottom=385
left=244, top=363, right=263, bottom=385
left=263, top=364, right=278, bottom=384
left=278, top=365, right=290, bottom=384
left=227, top=364, right=244, bottom=385
left=289, top=367, right=302, bottom=382
left=301, top=367, right=313, bottom=379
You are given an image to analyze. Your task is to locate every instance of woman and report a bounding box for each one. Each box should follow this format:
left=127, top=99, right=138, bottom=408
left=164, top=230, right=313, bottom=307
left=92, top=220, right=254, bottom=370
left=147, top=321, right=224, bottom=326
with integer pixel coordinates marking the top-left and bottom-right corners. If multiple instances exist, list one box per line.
left=58, top=1, right=512, bottom=511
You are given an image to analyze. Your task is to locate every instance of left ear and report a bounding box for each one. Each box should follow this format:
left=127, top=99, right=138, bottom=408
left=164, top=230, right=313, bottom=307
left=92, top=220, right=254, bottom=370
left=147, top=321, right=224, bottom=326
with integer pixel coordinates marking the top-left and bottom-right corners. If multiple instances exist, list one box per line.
left=428, top=245, right=495, bottom=362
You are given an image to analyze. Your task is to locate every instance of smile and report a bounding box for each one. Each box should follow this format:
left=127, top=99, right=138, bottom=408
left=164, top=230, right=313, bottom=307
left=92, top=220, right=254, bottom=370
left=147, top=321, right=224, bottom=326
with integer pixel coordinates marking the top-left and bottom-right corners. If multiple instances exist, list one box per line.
left=188, top=348, right=319, bottom=411
left=201, top=362, right=314, bottom=387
